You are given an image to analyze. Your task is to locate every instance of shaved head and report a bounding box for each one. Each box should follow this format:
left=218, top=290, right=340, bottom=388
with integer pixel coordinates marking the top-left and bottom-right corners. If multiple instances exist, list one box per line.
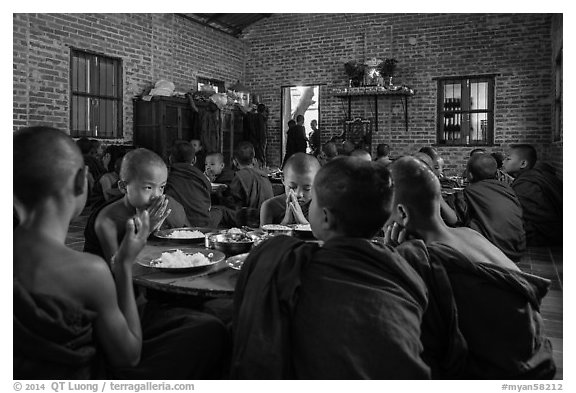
left=322, top=142, right=338, bottom=158
left=350, top=149, right=372, bottom=161
left=14, top=126, right=84, bottom=209
left=314, top=157, right=393, bottom=238
left=510, top=144, right=537, bottom=169
left=413, top=152, right=434, bottom=171
left=283, top=152, right=321, bottom=175
left=120, top=148, right=166, bottom=182
left=234, top=141, right=255, bottom=166
left=468, top=154, right=497, bottom=182
left=206, top=152, right=224, bottom=164
left=389, top=156, right=441, bottom=219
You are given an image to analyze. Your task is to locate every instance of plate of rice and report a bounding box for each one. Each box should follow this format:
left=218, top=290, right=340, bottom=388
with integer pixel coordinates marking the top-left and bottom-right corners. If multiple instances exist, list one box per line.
left=138, top=248, right=226, bottom=273
left=154, top=227, right=210, bottom=243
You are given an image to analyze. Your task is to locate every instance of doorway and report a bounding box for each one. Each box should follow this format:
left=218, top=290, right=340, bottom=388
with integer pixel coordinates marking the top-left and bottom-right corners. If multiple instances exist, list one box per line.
left=280, top=85, right=321, bottom=162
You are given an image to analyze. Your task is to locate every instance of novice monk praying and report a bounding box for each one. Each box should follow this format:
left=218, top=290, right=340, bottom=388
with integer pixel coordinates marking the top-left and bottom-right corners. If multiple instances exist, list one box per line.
left=232, top=157, right=430, bottom=379
left=13, top=127, right=227, bottom=379
left=84, top=148, right=171, bottom=263
left=454, top=153, right=526, bottom=261
left=503, top=144, right=563, bottom=246
left=260, top=153, right=321, bottom=226
left=385, top=156, right=555, bottom=379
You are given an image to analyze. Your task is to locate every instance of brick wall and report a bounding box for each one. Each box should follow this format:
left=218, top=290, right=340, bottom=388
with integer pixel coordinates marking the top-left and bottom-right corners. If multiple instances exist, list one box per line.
left=13, top=13, right=562, bottom=178
left=13, top=13, right=246, bottom=143
left=242, top=13, right=560, bottom=174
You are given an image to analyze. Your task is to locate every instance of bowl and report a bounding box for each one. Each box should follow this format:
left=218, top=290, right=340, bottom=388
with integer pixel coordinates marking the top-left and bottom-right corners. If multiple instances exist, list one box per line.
left=291, top=224, right=315, bottom=240
left=154, top=227, right=211, bottom=244
left=261, top=224, right=293, bottom=236
left=207, top=233, right=255, bottom=256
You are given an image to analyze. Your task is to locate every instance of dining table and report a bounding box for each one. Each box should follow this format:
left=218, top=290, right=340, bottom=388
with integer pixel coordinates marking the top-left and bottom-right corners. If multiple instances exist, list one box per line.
left=132, top=236, right=241, bottom=298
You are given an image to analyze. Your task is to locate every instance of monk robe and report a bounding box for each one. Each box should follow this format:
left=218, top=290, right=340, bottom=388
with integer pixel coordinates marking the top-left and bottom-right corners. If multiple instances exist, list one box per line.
left=210, top=168, right=236, bottom=207
left=14, top=280, right=228, bottom=379
left=227, top=167, right=273, bottom=226
left=397, top=240, right=556, bottom=379
left=165, top=163, right=212, bottom=227
left=14, top=280, right=102, bottom=379
left=260, top=194, right=311, bottom=225
left=511, top=163, right=563, bottom=246
left=459, top=179, right=526, bottom=262
left=231, top=236, right=430, bottom=379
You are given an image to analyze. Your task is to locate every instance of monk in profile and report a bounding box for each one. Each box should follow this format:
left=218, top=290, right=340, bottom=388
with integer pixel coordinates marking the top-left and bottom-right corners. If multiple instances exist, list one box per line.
left=385, top=156, right=556, bottom=379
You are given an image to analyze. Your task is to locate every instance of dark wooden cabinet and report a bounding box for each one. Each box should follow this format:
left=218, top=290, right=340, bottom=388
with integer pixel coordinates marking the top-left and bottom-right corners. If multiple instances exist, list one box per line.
left=220, top=108, right=244, bottom=166
left=133, top=96, right=193, bottom=161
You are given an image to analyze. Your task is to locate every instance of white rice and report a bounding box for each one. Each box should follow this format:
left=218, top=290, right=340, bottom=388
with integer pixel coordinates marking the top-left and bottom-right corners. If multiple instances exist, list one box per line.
left=228, top=227, right=243, bottom=234
left=167, top=230, right=205, bottom=239
left=262, top=224, right=291, bottom=231
left=153, top=249, right=212, bottom=268
left=294, top=224, right=311, bottom=231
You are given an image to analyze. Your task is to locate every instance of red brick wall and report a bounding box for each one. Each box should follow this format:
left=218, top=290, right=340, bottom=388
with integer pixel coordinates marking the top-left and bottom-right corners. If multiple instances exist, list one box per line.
left=242, top=13, right=560, bottom=175
left=13, top=13, right=246, bottom=143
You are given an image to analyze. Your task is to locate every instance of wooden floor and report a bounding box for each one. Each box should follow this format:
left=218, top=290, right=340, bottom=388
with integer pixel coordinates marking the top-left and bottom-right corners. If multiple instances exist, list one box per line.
left=66, top=209, right=563, bottom=380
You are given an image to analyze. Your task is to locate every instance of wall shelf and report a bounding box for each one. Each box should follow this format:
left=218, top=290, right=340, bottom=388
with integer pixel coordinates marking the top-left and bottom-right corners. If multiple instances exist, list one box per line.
left=334, top=87, right=414, bottom=139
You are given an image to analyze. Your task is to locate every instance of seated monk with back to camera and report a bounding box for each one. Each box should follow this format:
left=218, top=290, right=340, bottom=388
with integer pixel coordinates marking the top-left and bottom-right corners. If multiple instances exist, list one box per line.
left=222, top=141, right=274, bottom=227
left=165, top=141, right=216, bottom=227
left=443, top=153, right=526, bottom=262
left=503, top=144, right=563, bottom=246
left=13, top=127, right=227, bottom=379
left=383, top=156, right=555, bottom=379
left=260, top=152, right=321, bottom=226
left=232, top=157, right=430, bottom=379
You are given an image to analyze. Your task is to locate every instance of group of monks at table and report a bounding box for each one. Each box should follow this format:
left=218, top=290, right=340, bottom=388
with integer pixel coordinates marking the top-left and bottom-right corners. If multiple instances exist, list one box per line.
left=14, top=126, right=562, bottom=380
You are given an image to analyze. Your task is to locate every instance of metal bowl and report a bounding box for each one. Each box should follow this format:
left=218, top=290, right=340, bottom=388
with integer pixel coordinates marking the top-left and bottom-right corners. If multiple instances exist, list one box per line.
left=207, top=233, right=255, bottom=256
left=261, top=224, right=293, bottom=237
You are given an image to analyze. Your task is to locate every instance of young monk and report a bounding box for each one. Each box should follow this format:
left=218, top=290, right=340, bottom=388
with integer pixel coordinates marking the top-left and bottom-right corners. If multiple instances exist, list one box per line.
left=205, top=151, right=235, bottom=185
left=84, top=148, right=171, bottom=263
left=503, top=144, right=563, bottom=246
left=232, top=157, right=430, bottom=379
left=455, top=153, right=526, bottom=261
left=190, top=138, right=206, bottom=171
left=14, top=126, right=226, bottom=379
left=225, top=141, right=274, bottom=226
left=165, top=141, right=214, bottom=227
left=385, top=156, right=555, bottom=379
left=260, top=153, right=321, bottom=226
left=317, top=141, right=338, bottom=166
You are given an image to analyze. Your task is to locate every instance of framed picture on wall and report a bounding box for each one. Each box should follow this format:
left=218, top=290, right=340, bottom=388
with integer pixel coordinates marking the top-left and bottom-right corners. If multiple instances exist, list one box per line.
left=197, top=77, right=225, bottom=93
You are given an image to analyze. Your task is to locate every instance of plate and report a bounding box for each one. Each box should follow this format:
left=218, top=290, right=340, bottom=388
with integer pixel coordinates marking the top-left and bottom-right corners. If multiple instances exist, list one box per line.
left=291, top=224, right=315, bottom=239
left=153, top=227, right=211, bottom=243
left=226, top=253, right=249, bottom=270
left=137, top=247, right=225, bottom=273
left=211, top=183, right=227, bottom=191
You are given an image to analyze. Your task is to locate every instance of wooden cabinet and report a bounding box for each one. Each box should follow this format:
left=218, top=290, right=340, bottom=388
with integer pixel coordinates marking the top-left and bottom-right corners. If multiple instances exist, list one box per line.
left=220, top=108, right=245, bottom=166
left=133, top=96, right=193, bottom=161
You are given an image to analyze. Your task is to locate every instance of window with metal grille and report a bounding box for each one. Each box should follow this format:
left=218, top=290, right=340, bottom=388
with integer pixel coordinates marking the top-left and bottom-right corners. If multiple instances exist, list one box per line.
left=437, top=75, right=495, bottom=146
left=70, top=49, right=122, bottom=138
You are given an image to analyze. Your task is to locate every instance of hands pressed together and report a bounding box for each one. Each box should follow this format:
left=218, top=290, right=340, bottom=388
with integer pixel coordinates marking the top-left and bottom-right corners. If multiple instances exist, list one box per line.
left=281, top=189, right=309, bottom=225
left=384, top=221, right=407, bottom=247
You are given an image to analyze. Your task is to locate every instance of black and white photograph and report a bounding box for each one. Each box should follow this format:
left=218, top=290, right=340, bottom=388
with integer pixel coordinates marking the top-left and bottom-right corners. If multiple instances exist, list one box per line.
left=11, top=8, right=566, bottom=389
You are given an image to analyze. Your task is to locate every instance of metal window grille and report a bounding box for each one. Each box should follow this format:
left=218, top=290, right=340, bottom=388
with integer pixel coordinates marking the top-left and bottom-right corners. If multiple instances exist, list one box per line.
left=437, top=76, right=495, bottom=146
left=70, top=49, right=122, bottom=138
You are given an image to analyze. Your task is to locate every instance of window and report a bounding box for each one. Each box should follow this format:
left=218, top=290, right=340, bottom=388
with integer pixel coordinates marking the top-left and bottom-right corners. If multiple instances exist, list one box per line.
left=70, top=49, right=122, bottom=138
left=437, top=75, right=495, bottom=145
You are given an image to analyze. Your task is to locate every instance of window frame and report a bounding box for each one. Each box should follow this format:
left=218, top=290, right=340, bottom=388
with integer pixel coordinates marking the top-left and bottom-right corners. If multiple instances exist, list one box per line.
left=436, top=74, right=496, bottom=146
left=69, top=48, right=123, bottom=138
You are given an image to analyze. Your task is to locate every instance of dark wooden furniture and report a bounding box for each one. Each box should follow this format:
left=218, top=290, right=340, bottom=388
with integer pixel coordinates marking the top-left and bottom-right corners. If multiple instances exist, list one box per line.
left=220, top=108, right=244, bottom=166
left=133, top=96, right=193, bottom=161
